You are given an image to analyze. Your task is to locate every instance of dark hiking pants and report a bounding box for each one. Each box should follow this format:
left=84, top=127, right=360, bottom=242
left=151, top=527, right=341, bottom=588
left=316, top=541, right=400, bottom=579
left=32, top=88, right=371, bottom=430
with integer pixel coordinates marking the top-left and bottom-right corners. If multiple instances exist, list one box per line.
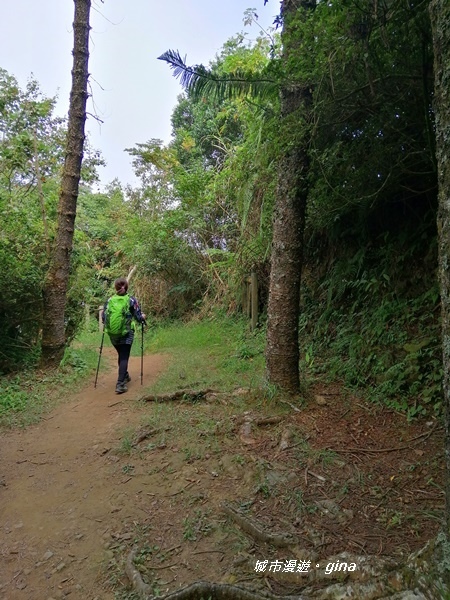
left=113, top=343, right=132, bottom=384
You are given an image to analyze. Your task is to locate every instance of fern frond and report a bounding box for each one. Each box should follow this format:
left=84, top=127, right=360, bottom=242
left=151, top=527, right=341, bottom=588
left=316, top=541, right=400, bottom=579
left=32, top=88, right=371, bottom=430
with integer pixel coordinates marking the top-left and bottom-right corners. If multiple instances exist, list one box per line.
left=158, top=49, right=279, bottom=103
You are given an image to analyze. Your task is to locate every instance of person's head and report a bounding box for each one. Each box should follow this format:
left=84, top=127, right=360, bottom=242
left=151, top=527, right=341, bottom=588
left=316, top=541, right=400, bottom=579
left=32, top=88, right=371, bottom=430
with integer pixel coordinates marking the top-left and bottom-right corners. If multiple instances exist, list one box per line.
left=114, top=277, right=128, bottom=296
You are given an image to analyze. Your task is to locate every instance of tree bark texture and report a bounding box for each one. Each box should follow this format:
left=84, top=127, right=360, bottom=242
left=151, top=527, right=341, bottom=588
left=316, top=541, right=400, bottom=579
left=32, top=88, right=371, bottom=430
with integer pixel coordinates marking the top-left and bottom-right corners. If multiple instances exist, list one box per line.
left=430, top=0, right=450, bottom=535
left=265, top=0, right=314, bottom=394
left=41, top=0, right=91, bottom=365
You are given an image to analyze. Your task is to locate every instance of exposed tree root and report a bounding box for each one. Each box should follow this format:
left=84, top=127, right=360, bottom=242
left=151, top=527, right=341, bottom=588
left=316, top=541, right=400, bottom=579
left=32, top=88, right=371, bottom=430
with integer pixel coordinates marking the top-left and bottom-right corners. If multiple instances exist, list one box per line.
left=125, top=531, right=450, bottom=600
left=126, top=389, right=448, bottom=599
left=139, top=389, right=218, bottom=403
left=125, top=547, right=303, bottom=600
left=125, top=544, right=432, bottom=600
left=222, top=502, right=297, bottom=547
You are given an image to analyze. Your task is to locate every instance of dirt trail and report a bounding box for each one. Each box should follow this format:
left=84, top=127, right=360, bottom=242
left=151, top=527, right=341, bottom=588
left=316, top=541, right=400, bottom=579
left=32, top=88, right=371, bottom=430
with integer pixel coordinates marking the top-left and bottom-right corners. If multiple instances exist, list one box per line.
left=0, top=350, right=168, bottom=600
left=0, top=350, right=445, bottom=600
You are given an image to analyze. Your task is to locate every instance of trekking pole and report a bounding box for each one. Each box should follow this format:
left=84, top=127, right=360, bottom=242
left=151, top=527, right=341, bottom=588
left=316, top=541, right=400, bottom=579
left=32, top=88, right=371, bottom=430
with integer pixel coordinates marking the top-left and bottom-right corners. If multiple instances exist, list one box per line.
left=94, top=330, right=105, bottom=388
left=140, top=321, right=145, bottom=385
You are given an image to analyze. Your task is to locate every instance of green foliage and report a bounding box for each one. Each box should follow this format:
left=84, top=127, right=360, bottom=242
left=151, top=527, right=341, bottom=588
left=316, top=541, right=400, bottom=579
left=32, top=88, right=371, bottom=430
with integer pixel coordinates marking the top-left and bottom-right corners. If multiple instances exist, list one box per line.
left=59, top=347, right=90, bottom=373
left=0, top=380, right=33, bottom=415
left=147, top=314, right=265, bottom=393
left=0, top=341, right=96, bottom=427
left=308, top=0, right=434, bottom=230
left=158, top=49, right=279, bottom=104
left=0, top=69, right=105, bottom=370
left=300, top=229, right=441, bottom=418
left=0, top=70, right=63, bottom=371
left=0, top=223, right=44, bottom=372
left=163, top=33, right=279, bottom=309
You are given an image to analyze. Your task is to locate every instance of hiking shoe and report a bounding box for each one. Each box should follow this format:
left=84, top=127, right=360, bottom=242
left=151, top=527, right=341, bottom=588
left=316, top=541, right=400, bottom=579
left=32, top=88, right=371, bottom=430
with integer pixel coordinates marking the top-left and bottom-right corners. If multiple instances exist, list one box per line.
left=125, top=373, right=131, bottom=383
left=115, top=382, right=128, bottom=394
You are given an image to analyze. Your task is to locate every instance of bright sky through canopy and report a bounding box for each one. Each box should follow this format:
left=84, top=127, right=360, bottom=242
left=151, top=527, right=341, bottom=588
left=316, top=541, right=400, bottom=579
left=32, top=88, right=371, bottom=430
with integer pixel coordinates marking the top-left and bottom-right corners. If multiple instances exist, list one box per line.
left=0, top=0, right=277, bottom=189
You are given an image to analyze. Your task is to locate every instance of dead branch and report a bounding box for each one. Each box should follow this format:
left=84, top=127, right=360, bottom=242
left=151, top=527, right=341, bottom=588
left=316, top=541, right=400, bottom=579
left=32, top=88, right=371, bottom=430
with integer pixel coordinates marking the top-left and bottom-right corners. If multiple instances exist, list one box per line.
left=127, top=265, right=137, bottom=282
left=139, top=389, right=218, bottom=403
left=279, top=399, right=301, bottom=412
left=327, top=425, right=440, bottom=455
left=132, top=428, right=159, bottom=447
left=305, top=468, right=326, bottom=483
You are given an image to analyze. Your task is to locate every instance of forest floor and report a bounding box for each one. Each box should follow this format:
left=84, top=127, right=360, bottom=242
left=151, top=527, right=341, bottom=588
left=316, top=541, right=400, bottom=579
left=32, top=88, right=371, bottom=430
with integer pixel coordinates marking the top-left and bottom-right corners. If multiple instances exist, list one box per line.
left=0, top=350, right=445, bottom=600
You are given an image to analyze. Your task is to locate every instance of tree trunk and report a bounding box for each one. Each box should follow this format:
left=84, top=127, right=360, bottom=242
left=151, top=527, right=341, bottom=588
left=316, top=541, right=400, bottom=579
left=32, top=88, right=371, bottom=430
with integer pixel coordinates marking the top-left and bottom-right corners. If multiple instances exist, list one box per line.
left=429, top=0, right=450, bottom=536
left=265, top=0, right=314, bottom=394
left=41, top=0, right=91, bottom=365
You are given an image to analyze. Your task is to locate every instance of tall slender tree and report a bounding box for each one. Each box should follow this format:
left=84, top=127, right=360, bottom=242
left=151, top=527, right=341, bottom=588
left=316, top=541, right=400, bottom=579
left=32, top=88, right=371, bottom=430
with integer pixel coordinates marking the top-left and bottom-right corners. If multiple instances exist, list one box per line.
left=160, top=2, right=315, bottom=394
left=429, top=0, right=450, bottom=536
left=265, top=0, right=315, bottom=394
left=41, top=0, right=91, bottom=365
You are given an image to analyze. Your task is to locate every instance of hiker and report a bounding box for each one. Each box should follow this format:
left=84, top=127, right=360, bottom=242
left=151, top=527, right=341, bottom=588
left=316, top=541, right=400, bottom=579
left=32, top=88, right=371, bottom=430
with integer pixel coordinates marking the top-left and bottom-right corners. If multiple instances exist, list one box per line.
left=102, top=277, right=146, bottom=394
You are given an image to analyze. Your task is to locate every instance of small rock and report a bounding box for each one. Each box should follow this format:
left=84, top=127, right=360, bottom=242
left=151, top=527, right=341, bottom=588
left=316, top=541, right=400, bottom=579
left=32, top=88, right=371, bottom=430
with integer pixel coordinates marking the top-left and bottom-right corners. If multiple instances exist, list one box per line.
left=16, top=580, right=27, bottom=590
left=316, top=499, right=340, bottom=516
left=42, top=550, right=54, bottom=561
left=315, top=394, right=328, bottom=406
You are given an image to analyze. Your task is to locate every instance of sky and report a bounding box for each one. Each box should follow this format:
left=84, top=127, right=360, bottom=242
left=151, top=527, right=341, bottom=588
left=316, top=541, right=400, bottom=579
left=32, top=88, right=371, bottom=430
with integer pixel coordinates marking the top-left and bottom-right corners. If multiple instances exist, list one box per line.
left=0, top=0, right=278, bottom=190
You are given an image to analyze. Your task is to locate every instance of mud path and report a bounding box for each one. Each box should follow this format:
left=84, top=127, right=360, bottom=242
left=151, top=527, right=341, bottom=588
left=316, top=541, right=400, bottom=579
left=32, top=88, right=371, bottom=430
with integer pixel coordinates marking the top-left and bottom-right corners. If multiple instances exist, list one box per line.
left=0, top=350, right=169, bottom=600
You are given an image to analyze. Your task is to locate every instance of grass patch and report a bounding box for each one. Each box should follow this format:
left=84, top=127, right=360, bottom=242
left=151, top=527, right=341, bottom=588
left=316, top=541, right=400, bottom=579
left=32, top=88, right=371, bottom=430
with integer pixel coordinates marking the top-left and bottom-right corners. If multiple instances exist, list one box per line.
left=0, top=332, right=100, bottom=428
left=146, top=315, right=265, bottom=394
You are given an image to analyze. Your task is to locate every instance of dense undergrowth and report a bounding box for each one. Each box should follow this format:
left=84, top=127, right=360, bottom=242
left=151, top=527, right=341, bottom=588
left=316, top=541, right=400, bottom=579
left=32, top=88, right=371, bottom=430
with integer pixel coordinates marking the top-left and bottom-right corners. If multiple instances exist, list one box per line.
left=300, top=292, right=441, bottom=419
left=300, top=218, right=441, bottom=420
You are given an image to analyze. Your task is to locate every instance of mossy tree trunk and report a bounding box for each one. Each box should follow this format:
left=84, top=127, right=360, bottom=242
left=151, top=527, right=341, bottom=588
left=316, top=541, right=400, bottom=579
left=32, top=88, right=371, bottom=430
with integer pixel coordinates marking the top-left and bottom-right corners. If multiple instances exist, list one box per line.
left=430, top=0, right=450, bottom=535
left=430, top=0, right=450, bottom=537
left=41, top=0, right=91, bottom=365
left=265, top=0, right=315, bottom=394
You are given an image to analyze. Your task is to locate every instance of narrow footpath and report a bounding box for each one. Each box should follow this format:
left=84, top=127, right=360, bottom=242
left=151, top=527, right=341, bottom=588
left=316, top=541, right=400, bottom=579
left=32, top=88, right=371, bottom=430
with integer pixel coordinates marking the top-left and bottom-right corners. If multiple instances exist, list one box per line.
left=0, top=350, right=168, bottom=600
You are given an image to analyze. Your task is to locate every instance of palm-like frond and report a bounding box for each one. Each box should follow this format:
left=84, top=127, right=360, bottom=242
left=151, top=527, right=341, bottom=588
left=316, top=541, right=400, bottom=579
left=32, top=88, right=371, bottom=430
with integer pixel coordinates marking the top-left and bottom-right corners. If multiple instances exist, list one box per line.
left=158, top=49, right=279, bottom=103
